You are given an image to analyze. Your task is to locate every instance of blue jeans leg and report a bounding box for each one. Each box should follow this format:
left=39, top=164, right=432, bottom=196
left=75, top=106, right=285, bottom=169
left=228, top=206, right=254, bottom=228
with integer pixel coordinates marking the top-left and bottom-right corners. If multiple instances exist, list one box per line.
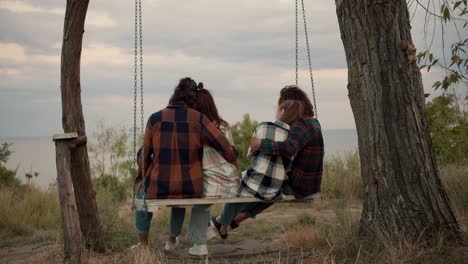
left=186, top=205, right=211, bottom=244
left=169, top=207, right=186, bottom=237
left=239, top=202, right=273, bottom=219
left=135, top=191, right=153, bottom=234
left=135, top=211, right=153, bottom=234
left=219, top=203, right=243, bottom=226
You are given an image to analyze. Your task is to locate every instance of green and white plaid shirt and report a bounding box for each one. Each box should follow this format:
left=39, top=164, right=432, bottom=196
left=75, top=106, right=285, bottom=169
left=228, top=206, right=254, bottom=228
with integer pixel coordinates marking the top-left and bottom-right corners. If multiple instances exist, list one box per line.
left=203, top=124, right=240, bottom=197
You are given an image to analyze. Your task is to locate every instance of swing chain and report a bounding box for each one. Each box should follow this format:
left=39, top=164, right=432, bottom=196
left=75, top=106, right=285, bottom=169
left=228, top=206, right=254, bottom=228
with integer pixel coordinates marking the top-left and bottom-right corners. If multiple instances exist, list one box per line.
left=295, top=0, right=299, bottom=86
left=132, top=0, right=145, bottom=210
left=133, top=0, right=138, bottom=159
left=138, top=0, right=144, bottom=137
left=300, top=0, right=318, bottom=118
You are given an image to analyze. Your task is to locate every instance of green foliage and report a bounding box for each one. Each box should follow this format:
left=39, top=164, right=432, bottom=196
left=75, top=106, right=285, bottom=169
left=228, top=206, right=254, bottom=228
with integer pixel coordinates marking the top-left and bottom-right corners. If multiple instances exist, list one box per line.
left=415, top=1, right=468, bottom=90
left=96, top=188, right=137, bottom=251
left=425, top=94, right=467, bottom=165
left=0, top=142, right=12, bottom=164
left=0, top=142, right=20, bottom=188
left=89, top=121, right=137, bottom=202
left=231, top=114, right=259, bottom=171
left=0, top=166, right=20, bottom=188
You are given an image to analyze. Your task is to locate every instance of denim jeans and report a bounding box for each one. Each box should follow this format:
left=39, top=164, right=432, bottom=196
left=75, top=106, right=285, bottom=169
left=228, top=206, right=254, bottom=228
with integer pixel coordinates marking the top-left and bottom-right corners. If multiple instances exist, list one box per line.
left=135, top=191, right=211, bottom=244
left=219, top=202, right=273, bottom=225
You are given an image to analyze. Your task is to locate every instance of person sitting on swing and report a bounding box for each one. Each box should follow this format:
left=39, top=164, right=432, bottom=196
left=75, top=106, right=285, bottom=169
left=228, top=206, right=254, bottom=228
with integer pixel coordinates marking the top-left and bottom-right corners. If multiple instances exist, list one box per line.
left=194, top=85, right=240, bottom=199
left=211, top=85, right=324, bottom=239
left=134, top=77, right=238, bottom=256
left=211, top=99, right=305, bottom=239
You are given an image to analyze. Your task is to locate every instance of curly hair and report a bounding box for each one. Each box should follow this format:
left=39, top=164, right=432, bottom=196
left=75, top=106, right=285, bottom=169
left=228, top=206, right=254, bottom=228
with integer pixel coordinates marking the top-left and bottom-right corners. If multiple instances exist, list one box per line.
left=278, top=85, right=314, bottom=117
left=169, top=77, right=198, bottom=107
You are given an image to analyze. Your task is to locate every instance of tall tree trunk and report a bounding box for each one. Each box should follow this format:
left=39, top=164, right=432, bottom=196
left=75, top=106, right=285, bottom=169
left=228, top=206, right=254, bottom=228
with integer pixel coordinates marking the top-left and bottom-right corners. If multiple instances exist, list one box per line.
left=60, top=0, right=105, bottom=251
left=335, top=0, right=461, bottom=240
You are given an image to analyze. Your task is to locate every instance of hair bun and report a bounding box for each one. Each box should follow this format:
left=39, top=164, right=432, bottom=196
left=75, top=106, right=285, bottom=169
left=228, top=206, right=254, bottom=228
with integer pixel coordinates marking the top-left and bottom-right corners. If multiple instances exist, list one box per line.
left=197, top=82, right=204, bottom=90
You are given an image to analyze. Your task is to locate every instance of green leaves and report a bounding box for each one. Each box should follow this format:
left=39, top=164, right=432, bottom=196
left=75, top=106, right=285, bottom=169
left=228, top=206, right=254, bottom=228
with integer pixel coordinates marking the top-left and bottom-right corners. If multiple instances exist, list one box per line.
left=231, top=114, right=259, bottom=171
left=0, top=142, right=12, bottom=164
left=441, top=4, right=451, bottom=22
left=425, top=94, right=467, bottom=165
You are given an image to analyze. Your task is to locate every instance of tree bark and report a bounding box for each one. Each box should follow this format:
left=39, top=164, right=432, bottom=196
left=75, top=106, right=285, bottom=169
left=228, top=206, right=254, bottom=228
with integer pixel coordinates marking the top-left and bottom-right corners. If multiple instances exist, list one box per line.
left=335, top=0, right=461, bottom=240
left=60, top=0, right=105, bottom=251
left=55, top=137, right=84, bottom=264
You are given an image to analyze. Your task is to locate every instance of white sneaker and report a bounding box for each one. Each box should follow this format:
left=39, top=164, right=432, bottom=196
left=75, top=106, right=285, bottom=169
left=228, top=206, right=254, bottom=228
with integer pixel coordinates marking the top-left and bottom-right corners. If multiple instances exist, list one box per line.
left=130, top=242, right=141, bottom=250
left=206, top=225, right=217, bottom=240
left=164, top=237, right=179, bottom=251
left=188, top=243, right=208, bottom=256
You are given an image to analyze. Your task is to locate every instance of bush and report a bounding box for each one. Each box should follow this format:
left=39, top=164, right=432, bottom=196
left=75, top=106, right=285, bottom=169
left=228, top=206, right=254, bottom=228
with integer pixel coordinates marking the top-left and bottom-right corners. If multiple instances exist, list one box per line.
left=321, top=150, right=362, bottom=200
left=440, top=164, right=468, bottom=217
left=0, top=186, right=60, bottom=238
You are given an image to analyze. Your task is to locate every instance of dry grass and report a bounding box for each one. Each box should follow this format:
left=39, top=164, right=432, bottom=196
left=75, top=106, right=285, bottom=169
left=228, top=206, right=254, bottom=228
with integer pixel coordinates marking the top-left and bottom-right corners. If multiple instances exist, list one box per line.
left=1, top=152, right=467, bottom=263
left=0, top=186, right=61, bottom=246
left=440, top=164, right=468, bottom=220
left=321, top=150, right=362, bottom=200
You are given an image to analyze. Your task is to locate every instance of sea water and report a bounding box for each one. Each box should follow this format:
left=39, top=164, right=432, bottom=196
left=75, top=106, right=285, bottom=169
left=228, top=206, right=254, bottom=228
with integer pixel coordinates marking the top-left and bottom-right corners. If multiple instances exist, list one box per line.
left=2, top=129, right=358, bottom=189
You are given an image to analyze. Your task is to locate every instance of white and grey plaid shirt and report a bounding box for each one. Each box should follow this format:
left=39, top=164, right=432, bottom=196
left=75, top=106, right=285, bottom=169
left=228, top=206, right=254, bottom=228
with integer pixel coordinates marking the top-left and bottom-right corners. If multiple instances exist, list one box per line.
left=239, top=120, right=291, bottom=200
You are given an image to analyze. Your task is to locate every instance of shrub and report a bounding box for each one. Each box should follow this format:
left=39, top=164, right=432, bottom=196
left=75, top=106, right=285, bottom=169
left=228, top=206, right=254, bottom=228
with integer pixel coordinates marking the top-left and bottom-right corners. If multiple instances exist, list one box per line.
left=321, top=150, right=362, bottom=200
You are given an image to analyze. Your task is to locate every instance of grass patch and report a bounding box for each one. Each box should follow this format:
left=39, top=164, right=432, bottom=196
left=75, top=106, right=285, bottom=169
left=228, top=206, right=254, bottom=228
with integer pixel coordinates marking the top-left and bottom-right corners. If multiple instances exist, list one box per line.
left=322, top=150, right=362, bottom=200
left=0, top=186, right=60, bottom=245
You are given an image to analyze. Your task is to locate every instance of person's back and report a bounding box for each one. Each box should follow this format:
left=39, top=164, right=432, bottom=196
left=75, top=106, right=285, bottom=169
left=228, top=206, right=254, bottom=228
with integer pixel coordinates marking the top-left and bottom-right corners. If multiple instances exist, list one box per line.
left=239, top=100, right=304, bottom=200
left=252, top=85, right=325, bottom=198
left=141, top=78, right=237, bottom=199
left=239, top=120, right=291, bottom=200
left=287, top=116, right=324, bottom=197
left=193, top=86, right=240, bottom=198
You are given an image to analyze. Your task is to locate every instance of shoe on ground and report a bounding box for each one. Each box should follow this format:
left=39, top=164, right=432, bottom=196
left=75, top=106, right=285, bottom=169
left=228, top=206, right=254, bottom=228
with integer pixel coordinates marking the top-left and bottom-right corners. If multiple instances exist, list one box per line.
left=188, top=243, right=208, bottom=256
left=210, top=216, right=228, bottom=240
left=207, top=225, right=217, bottom=240
left=164, top=237, right=179, bottom=251
left=130, top=242, right=142, bottom=250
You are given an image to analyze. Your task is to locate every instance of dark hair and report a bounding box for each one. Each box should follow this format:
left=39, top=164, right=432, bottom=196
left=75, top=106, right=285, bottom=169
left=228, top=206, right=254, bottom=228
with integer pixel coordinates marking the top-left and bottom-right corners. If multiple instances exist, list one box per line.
left=169, top=77, right=198, bottom=107
left=194, top=83, right=228, bottom=128
left=278, top=85, right=314, bottom=117
left=278, top=100, right=304, bottom=125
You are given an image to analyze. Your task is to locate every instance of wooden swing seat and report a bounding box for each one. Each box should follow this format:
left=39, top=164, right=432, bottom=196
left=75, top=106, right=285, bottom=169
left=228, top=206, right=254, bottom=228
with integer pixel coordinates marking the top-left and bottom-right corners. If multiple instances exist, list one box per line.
left=134, top=192, right=321, bottom=212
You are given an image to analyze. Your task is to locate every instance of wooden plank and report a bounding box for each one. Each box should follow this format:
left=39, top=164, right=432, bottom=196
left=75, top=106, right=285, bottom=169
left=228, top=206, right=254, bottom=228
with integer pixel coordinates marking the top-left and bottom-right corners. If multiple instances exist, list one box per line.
left=134, top=193, right=321, bottom=212
left=53, top=132, right=78, bottom=141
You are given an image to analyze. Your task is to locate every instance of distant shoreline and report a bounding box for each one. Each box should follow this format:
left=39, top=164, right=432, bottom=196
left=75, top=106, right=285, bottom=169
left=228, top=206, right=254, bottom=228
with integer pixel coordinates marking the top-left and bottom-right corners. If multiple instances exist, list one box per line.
left=0, top=128, right=358, bottom=141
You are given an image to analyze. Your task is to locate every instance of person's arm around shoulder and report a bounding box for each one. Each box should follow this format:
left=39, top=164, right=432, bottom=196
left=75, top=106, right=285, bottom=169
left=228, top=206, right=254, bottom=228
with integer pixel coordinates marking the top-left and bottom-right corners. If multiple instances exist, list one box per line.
left=201, top=115, right=238, bottom=163
left=251, top=118, right=311, bottom=158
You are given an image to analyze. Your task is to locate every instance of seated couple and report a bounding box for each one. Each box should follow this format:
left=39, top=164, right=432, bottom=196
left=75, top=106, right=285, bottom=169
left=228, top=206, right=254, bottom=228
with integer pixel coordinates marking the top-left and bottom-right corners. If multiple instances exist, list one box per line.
left=134, top=77, right=324, bottom=256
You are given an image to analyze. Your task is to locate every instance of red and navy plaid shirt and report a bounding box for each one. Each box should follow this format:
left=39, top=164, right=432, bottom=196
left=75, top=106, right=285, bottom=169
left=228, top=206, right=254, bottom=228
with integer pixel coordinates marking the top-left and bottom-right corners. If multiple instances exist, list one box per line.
left=259, top=117, right=324, bottom=198
left=141, top=102, right=237, bottom=199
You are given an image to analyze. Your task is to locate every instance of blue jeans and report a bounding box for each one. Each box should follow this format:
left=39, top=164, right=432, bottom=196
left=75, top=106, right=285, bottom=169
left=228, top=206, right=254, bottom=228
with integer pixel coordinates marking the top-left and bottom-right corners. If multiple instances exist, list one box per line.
left=219, top=202, right=273, bottom=225
left=135, top=192, right=211, bottom=244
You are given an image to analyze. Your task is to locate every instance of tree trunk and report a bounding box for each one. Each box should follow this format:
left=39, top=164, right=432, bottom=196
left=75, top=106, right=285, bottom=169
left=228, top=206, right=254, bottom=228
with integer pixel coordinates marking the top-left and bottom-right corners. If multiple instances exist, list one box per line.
left=335, top=0, right=461, bottom=240
left=60, top=0, right=105, bottom=251
left=54, top=136, right=84, bottom=264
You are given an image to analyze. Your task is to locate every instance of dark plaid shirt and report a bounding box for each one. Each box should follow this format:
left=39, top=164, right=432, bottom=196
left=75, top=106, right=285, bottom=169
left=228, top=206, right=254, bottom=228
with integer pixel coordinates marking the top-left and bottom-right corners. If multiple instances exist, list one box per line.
left=260, top=117, right=324, bottom=198
left=141, top=102, right=237, bottom=199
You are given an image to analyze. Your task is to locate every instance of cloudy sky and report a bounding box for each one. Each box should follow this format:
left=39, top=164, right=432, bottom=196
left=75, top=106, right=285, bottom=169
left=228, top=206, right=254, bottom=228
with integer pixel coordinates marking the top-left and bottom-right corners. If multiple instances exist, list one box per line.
left=0, top=0, right=463, bottom=138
